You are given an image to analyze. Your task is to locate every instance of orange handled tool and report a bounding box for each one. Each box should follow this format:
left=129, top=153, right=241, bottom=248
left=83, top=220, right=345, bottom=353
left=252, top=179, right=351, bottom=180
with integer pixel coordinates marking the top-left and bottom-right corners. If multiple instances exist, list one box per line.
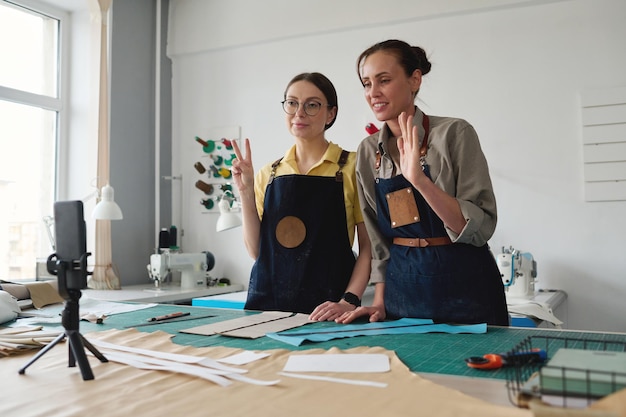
left=465, top=348, right=547, bottom=370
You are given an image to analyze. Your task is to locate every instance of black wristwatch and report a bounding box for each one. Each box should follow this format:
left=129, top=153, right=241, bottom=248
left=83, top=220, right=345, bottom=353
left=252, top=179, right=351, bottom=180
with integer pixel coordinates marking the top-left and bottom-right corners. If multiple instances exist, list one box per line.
left=341, top=292, right=361, bottom=307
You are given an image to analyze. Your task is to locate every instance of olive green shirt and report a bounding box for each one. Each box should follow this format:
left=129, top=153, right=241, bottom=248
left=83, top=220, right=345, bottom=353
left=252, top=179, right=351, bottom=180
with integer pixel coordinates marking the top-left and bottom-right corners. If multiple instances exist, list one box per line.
left=356, top=108, right=498, bottom=284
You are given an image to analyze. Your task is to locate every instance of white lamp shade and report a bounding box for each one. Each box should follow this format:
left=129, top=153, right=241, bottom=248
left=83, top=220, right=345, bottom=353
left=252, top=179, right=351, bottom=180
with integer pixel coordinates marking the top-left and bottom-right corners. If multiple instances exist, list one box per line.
left=216, top=198, right=241, bottom=232
left=92, top=183, right=123, bottom=220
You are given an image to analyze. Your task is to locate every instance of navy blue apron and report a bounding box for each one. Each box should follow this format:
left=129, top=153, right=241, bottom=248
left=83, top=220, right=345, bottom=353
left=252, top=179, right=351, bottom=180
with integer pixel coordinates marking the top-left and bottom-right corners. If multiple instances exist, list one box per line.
left=375, top=115, right=508, bottom=325
left=245, top=150, right=355, bottom=314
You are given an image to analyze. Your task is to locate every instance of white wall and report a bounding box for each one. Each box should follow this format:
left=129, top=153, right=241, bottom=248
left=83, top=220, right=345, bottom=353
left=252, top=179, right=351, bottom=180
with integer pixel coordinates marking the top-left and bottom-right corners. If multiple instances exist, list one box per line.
left=167, top=0, right=626, bottom=332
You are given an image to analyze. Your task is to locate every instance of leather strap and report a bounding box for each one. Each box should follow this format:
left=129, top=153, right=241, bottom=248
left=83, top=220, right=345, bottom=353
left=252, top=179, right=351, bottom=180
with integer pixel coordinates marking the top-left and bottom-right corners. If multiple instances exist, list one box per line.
left=268, top=157, right=283, bottom=184
left=392, top=236, right=452, bottom=248
left=419, top=114, right=430, bottom=158
left=335, top=149, right=350, bottom=182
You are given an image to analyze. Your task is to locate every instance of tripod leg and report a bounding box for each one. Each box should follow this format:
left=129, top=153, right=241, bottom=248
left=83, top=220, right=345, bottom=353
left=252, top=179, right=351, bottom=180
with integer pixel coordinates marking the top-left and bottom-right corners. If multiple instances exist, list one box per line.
left=66, top=331, right=95, bottom=381
left=68, top=337, right=76, bottom=368
left=18, top=332, right=66, bottom=375
left=79, top=334, right=109, bottom=363
left=24, top=253, right=107, bottom=381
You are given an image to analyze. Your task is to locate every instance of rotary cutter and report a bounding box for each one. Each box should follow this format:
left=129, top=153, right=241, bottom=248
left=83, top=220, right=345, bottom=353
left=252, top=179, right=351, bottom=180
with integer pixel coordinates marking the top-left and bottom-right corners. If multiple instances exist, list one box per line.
left=465, top=348, right=547, bottom=370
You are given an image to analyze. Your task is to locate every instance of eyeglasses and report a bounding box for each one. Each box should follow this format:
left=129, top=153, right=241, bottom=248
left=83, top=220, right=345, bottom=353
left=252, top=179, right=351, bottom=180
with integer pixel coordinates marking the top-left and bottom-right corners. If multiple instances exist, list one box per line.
left=281, top=99, right=332, bottom=116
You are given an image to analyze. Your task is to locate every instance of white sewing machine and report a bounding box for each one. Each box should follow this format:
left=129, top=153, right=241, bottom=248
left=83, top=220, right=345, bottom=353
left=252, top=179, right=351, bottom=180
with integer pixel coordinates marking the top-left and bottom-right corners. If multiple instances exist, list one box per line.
left=147, top=252, right=214, bottom=290
left=496, top=246, right=537, bottom=299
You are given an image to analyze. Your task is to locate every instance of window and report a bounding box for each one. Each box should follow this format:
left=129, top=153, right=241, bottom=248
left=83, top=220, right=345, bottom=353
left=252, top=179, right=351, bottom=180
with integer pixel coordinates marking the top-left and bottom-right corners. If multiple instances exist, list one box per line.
left=0, top=0, right=67, bottom=281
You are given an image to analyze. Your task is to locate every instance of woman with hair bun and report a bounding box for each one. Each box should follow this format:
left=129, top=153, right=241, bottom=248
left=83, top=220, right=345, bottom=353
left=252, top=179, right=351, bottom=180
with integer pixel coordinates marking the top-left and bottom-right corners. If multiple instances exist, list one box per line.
left=337, top=40, right=508, bottom=325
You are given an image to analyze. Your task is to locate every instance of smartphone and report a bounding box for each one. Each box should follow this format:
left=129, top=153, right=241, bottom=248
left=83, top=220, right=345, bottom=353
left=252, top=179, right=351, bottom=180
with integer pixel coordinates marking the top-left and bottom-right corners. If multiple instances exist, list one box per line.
left=53, top=200, right=88, bottom=290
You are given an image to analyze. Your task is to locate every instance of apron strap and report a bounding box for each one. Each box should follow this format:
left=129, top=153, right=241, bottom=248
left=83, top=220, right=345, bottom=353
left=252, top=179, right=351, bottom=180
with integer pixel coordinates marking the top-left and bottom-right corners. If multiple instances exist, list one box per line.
left=335, top=149, right=350, bottom=182
left=268, top=157, right=283, bottom=184
left=268, top=148, right=349, bottom=184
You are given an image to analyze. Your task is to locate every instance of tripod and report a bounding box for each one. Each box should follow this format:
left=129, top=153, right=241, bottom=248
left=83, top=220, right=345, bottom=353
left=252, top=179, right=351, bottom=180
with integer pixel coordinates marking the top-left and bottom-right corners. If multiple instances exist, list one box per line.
left=19, top=255, right=108, bottom=380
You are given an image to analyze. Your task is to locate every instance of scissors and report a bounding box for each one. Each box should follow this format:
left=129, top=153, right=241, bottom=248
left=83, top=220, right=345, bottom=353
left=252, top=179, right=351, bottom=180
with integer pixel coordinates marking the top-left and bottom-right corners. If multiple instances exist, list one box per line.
left=465, top=348, right=547, bottom=370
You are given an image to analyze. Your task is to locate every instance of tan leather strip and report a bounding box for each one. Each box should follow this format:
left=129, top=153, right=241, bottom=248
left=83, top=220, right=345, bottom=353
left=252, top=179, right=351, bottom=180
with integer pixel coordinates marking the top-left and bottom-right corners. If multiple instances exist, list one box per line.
left=392, top=236, right=452, bottom=248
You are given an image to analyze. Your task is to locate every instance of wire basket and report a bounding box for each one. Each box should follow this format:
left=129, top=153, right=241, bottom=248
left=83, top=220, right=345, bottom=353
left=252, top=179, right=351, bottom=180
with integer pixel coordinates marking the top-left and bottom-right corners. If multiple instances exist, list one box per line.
left=505, top=334, right=626, bottom=408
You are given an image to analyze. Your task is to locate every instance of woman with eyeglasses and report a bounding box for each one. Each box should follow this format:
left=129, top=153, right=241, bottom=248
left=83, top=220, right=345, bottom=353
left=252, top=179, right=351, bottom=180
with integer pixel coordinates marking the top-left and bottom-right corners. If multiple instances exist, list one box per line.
left=231, top=72, right=371, bottom=320
left=336, top=40, right=508, bottom=326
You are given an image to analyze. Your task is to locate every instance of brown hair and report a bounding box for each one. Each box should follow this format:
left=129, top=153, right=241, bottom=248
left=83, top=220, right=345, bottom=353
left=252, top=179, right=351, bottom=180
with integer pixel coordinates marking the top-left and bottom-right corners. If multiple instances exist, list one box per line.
left=284, top=72, right=338, bottom=130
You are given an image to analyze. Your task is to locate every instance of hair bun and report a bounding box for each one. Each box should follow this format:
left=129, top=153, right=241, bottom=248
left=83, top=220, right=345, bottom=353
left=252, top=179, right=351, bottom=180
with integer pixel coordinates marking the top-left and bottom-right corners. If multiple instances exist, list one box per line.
left=411, top=46, right=432, bottom=75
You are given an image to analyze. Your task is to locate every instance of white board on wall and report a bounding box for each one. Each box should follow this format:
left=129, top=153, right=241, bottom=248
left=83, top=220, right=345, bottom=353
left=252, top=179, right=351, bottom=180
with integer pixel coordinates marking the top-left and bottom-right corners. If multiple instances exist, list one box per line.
left=581, top=87, right=626, bottom=202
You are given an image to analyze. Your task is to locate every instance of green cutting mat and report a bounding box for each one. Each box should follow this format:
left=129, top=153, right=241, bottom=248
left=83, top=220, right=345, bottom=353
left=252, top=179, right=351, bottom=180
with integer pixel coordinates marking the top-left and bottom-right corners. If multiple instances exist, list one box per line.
left=79, top=304, right=626, bottom=381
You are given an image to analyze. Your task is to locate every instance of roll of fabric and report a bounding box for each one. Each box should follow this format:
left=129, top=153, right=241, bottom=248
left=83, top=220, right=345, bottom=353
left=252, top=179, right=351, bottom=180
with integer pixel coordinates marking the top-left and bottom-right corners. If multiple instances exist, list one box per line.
left=0, top=283, right=30, bottom=300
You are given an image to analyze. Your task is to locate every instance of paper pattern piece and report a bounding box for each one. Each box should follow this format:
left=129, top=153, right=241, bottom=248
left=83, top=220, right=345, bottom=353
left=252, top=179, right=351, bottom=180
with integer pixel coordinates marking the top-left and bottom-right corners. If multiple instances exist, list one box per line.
left=283, top=353, right=390, bottom=373
left=0, top=328, right=532, bottom=417
left=181, top=311, right=312, bottom=338
left=267, top=318, right=486, bottom=346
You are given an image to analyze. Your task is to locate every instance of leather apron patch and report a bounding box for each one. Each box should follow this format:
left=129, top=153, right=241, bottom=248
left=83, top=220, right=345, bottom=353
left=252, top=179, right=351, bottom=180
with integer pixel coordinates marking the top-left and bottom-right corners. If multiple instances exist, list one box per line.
left=386, top=187, right=420, bottom=228
left=275, top=215, right=306, bottom=248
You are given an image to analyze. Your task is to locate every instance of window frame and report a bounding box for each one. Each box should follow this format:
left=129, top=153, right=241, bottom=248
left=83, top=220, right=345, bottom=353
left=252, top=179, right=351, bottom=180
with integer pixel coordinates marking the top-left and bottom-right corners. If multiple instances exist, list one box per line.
left=0, top=0, right=70, bottom=196
left=0, top=0, right=70, bottom=280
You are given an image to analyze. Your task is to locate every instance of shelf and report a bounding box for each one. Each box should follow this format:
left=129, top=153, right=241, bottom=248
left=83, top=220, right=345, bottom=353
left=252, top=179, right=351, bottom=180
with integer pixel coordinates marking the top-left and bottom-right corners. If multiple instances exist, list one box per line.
left=83, top=283, right=244, bottom=304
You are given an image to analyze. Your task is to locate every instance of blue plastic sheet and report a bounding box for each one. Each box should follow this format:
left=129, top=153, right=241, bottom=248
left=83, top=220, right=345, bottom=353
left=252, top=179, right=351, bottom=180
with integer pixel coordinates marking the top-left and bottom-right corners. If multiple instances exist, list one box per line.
left=266, top=318, right=487, bottom=346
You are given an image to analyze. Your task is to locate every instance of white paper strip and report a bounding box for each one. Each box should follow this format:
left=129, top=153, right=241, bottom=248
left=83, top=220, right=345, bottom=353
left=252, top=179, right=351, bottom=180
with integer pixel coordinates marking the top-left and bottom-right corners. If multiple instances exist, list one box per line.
left=278, top=372, right=387, bottom=388
left=90, top=339, right=281, bottom=386
left=103, top=351, right=232, bottom=386
left=102, top=350, right=239, bottom=376
left=90, top=338, right=246, bottom=373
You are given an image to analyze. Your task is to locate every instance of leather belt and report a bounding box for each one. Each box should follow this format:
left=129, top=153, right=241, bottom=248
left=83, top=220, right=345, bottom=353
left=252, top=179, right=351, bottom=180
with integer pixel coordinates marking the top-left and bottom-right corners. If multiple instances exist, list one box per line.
left=392, top=236, right=452, bottom=248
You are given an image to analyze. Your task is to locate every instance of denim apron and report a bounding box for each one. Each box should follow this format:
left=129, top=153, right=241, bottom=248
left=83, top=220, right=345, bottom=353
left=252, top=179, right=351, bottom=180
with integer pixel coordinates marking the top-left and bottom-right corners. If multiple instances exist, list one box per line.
left=375, top=115, right=508, bottom=325
left=245, top=150, right=355, bottom=314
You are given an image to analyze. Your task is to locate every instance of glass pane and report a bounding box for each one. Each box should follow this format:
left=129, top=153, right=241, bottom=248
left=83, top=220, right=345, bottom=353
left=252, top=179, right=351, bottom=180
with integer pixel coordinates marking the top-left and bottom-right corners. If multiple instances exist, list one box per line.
left=0, top=2, right=59, bottom=97
left=0, top=100, right=56, bottom=280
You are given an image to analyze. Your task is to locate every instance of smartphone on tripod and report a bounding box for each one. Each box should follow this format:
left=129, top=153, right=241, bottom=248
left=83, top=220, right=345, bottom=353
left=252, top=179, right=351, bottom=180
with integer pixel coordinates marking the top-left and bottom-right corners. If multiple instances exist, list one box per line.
left=20, top=200, right=107, bottom=380
left=49, top=200, right=88, bottom=296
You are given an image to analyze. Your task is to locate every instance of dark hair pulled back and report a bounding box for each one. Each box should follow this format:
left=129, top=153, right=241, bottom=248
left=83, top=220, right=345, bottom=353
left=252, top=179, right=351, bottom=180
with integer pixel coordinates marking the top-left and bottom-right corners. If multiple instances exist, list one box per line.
left=357, top=39, right=431, bottom=80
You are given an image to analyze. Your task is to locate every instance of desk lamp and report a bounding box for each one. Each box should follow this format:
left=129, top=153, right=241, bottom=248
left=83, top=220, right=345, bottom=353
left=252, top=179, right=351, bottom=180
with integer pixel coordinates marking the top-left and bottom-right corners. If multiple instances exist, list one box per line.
left=41, top=183, right=123, bottom=250
left=89, top=182, right=124, bottom=290
left=216, top=191, right=241, bottom=232
left=92, top=183, right=123, bottom=220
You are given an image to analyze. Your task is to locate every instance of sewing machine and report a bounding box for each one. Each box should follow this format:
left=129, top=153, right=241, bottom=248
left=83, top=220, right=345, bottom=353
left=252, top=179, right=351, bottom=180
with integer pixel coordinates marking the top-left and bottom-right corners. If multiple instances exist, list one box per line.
left=147, top=251, right=214, bottom=290
left=496, top=246, right=537, bottom=299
